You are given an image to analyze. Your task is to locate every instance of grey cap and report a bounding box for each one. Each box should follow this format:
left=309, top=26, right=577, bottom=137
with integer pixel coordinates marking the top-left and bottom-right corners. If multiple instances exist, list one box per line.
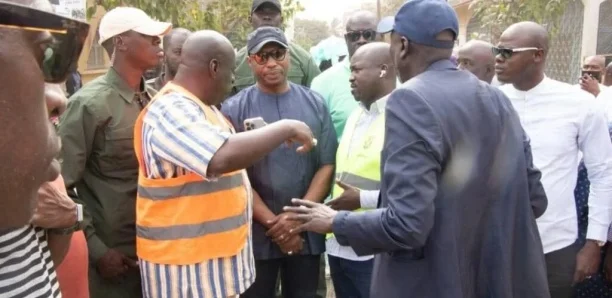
left=247, top=26, right=289, bottom=54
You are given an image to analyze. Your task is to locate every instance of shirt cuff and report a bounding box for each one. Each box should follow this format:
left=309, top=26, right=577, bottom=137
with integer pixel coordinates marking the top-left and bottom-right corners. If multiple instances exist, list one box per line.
left=586, top=221, right=610, bottom=243
left=359, top=190, right=380, bottom=209
left=87, top=235, right=109, bottom=264
left=332, top=211, right=352, bottom=246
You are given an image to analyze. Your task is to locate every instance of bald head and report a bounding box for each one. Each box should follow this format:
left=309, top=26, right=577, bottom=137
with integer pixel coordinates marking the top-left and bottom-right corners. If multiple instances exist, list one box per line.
left=345, top=10, right=378, bottom=58
left=583, top=55, right=606, bottom=73
left=458, top=40, right=495, bottom=83
left=352, top=42, right=393, bottom=67
left=346, top=11, right=377, bottom=31
left=495, top=22, right=549, bottom=88
left=175, top=30, right=236, bottom=105
left=350, top=42, right=396, bottom=105
left=501, top=22, right=549, bottom=52
left=180, top=30, right=234, bottom=69
left=163, top=28, right=192, bottom=52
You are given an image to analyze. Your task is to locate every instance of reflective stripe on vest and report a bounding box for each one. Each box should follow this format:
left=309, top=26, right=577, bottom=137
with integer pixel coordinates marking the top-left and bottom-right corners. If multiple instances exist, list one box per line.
left=137, top=213, right=246, bottom=240
left=334, top=172, right=380, bottom=191
left=327, top=107, right=385, bottom=239
left=134, top=82, right=248, bottom=265
left=138, top=173, right=244, bottom=200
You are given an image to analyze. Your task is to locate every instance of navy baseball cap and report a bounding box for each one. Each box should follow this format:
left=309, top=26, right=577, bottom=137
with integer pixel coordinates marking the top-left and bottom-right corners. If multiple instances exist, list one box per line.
left=247, top=26, right=289, bottom=54
left=377, top=0, right=458, bottom=49
left=252, top=0, right=281, bottom=13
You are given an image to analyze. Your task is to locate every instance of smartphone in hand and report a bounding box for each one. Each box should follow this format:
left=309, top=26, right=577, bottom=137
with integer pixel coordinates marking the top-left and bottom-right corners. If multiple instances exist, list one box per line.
left=581, top=70, right=602, bottom=82
left=244, top=117, right=268, bottom=131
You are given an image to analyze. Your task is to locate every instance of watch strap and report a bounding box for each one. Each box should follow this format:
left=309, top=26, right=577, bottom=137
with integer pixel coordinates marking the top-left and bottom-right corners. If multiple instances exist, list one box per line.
left=49, top=204, right=83, bottom=235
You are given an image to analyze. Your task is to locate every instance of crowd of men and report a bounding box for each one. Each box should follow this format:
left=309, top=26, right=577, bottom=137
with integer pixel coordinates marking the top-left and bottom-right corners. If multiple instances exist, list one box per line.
left=4, top=0, right=612, bottom=297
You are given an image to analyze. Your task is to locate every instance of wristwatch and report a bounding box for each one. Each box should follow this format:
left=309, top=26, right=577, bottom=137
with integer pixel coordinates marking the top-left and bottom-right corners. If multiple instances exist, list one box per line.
left=49, top=203, right=83, bottom=235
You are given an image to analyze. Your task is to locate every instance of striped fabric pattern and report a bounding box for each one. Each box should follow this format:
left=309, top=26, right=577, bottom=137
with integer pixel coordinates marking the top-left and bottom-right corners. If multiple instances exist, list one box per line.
left=139, top=91, right=255, bottom=298
left=0, top=226, right=61, bottom=298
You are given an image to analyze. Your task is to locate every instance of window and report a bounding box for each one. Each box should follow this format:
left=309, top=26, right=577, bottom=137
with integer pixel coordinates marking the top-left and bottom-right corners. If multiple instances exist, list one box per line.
left=86, top=27, right=108, bottom=70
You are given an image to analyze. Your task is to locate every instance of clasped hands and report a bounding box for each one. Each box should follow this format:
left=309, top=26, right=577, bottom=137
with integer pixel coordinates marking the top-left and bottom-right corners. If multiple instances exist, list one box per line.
left=266, top=213, right=304, bottom=256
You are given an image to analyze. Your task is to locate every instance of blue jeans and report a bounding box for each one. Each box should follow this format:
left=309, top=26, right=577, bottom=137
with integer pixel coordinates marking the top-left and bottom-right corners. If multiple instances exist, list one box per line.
left=328, top=255, right=374, bottom=298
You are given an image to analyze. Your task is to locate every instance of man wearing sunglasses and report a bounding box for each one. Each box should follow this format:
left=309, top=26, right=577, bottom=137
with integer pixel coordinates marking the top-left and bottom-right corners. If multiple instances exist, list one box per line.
left=497, top=22, right=612, bottom=298
left=311, top=11, right=379, bottom=142
left=58, top=7, right=171, bottom=298
left=222, top=26, right=337, bottom=298
left=232, top=0, right=320, bottom=95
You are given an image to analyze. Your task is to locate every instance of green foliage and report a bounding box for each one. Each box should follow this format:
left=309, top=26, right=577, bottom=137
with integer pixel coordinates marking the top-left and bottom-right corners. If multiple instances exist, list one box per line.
left=89, top=0, right=304, bottom=49
left=293, top=18, right=330, bottom=50
left=469, top=0, right=569, bottom=43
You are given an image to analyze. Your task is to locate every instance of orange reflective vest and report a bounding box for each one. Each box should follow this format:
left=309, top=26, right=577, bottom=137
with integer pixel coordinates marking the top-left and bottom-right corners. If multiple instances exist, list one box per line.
left=133, top=82, right=249, bottom=265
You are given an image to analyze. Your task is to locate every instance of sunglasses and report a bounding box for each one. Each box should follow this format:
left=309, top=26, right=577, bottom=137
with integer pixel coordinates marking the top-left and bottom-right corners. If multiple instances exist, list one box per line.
left=345, top=30, right=377, bottom=42
left=0, top=1, right=90, bottom=83
left=250, top=48, right=287, bottom=65
left=492, top=47, right=540, bottom=59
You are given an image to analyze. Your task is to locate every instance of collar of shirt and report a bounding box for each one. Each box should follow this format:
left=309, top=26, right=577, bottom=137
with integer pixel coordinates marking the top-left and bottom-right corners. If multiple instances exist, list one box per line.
left=426, top=59, right=457, bottom=72
left=105, top=67, right=150, bottom=104
left=164, top=81, right=200, bottom=102
left=358, top=94, right=389, bottom=115
left=505, top=76, right=552, bottom=98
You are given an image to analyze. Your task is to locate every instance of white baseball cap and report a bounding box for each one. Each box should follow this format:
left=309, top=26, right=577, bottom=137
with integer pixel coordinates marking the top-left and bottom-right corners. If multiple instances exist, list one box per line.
left=98, top=7, right=172, bottom=45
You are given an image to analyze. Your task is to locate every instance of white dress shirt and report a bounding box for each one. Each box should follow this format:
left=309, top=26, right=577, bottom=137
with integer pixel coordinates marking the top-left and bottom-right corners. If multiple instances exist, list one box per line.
left=596, top=86, right=612, bottom=121
left=326, top=96, right=387, bottom=261
left=500, top=77, right=612, bottom=254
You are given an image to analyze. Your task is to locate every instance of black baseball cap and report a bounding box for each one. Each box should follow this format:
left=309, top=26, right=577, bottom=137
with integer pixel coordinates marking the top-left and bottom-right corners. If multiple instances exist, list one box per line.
left=252, top=0, right=282, bottom=13
left=377, top=0, right=458, bottom=49
left=247, top=26, right=289, bottom=54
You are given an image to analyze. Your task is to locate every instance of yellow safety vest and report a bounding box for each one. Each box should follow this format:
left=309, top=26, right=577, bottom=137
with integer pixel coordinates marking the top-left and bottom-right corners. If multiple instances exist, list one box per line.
left=327, top=104, right=385, bottom=239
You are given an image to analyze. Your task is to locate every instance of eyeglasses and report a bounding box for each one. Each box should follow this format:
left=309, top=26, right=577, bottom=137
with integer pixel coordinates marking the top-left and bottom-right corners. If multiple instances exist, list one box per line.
left=492, top=47, right=540, bottom=59
left=250, top=49, right=287, bottom=65
left=344, top=30, right=377, bottom=42
left=0, top=1, right=90, bottom=83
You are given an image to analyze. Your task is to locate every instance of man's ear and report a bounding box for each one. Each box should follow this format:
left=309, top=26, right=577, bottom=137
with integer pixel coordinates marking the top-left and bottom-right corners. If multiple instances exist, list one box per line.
left=533, top=49, right=544, bottom=64
left=210, top=59, right=219, bottom=78
left=113, top=36, right=124, bottom=51
left=400, top=37, right=410, bottom=59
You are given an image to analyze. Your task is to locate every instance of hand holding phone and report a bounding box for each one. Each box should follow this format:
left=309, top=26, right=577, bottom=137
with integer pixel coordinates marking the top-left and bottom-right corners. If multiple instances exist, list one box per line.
left=581, top=70, right=602, bottom=83
left=244, top=117, right=268, bottom=131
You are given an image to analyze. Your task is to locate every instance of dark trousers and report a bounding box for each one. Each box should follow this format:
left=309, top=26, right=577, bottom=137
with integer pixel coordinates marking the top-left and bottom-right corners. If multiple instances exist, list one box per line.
left=546, top=242, right=581, bottom=298
left=328, top=255, right=374, bottom=298
left=241, top=255, right=320, bottom=298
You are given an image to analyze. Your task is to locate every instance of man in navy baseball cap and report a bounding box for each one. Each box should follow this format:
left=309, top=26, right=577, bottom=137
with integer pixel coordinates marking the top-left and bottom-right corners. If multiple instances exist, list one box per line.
left=377, top=0, right=458, bottom=82
left=283, top=0, right=550, bottom=297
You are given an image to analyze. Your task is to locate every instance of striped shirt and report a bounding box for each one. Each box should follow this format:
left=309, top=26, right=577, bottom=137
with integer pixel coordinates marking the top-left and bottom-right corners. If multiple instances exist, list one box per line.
left=139, top=88, right=255, bottom=298
left=0, top=225, right=61, bottom=298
